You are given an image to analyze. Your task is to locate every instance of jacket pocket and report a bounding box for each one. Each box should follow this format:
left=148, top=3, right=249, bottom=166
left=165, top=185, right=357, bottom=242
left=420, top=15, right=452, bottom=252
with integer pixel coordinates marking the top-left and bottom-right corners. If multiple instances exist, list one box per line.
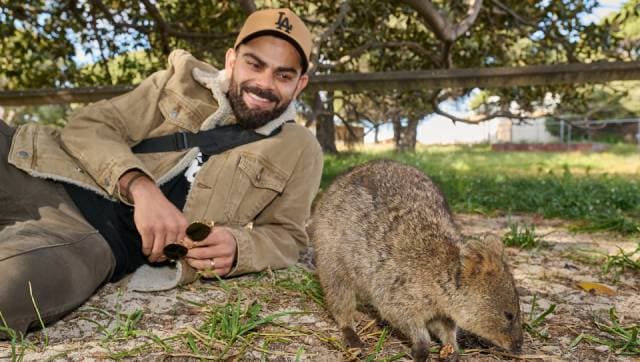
left=225, top=153, right=288, bottom=224
left=158, top=89, right=203, bottom=133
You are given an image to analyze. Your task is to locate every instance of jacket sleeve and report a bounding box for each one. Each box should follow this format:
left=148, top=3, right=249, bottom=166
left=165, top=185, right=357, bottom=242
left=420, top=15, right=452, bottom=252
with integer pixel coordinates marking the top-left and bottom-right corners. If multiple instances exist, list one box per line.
left=59, top=69, right=171, bottom=199
left=227, top=140, right=324, bottom=276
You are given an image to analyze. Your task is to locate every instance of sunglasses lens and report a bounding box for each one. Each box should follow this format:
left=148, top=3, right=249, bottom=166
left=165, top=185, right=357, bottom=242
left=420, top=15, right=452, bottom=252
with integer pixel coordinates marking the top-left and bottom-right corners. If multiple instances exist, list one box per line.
left=163, top=243, right=188, bottom=260
left=186, top=222, right=211, bottom=242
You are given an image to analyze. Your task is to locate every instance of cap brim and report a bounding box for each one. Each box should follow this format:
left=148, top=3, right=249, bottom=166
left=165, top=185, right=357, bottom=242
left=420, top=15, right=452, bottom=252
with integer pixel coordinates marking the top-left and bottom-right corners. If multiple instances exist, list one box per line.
left=237, top=30, right=309, bottom=74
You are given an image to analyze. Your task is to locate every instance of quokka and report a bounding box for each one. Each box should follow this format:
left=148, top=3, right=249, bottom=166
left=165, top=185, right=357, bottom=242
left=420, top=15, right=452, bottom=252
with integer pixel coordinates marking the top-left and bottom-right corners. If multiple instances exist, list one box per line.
left=310, top=160, right=523, bottom=361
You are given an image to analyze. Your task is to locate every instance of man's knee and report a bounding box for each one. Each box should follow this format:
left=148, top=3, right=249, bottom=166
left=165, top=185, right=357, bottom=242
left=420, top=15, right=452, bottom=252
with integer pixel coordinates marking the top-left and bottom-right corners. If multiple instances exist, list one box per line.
left=0, top=227, right=115, bottom=337
left=0, top=257, right=34, bottom=335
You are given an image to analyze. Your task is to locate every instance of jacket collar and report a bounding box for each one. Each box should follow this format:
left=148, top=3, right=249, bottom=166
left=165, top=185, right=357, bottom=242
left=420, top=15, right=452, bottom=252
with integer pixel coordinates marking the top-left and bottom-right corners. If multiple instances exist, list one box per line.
left=192, top=67, right=296, bottom=136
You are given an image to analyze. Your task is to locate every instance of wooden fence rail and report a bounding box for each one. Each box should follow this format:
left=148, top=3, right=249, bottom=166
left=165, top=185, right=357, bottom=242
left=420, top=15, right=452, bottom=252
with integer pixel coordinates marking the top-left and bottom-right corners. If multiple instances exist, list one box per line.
left=1, top=61, right=640, bottom=106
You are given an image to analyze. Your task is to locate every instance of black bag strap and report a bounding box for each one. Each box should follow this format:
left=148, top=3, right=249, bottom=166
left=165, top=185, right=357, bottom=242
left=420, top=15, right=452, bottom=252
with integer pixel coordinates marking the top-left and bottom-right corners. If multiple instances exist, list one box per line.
left=131, top=123, right=284, bottom=155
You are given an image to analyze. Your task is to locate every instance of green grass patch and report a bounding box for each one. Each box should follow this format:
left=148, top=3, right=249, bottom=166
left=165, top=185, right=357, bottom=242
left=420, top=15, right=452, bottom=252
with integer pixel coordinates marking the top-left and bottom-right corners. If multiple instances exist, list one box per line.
left=602, top=243, right=640, bottom=275
left=502, top=221, right=546, bottom=249
left=322, top=146, right=640, bottom=234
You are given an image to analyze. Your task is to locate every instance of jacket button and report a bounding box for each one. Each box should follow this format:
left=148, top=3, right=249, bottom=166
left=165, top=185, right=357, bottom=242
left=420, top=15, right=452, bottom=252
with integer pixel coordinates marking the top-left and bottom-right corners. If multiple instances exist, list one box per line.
left=17, top=150, right=29, bottom=158
left=104, top=178, right=110, bottom=187
left=170, top=110, right=179, bottom=118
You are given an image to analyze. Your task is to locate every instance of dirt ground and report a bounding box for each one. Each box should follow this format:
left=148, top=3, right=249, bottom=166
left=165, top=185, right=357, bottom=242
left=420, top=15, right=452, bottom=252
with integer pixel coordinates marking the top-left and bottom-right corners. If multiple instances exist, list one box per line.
left=1, top=213, right=638, bottom=361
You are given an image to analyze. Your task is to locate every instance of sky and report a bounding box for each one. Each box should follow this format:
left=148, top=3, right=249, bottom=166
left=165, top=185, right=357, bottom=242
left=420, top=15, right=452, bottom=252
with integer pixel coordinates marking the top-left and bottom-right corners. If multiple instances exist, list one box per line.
left=365, top=0, right=627, bottom=144
left=582, top=0, right=627, bottom=24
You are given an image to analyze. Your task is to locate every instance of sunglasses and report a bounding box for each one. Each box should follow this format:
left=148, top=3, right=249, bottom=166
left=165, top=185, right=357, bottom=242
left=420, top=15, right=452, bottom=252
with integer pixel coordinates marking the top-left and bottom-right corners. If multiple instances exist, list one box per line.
left=163, top=221, right=213, bottom=260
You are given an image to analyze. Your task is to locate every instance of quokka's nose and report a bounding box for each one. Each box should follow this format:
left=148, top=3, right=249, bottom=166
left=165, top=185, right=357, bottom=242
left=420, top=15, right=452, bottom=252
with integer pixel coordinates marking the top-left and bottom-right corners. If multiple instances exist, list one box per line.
left=511, top=337, right=523, bottom=352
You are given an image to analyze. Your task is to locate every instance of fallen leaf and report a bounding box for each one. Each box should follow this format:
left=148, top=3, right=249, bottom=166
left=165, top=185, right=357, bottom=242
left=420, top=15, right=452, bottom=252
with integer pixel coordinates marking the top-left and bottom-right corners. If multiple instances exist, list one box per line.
left=576, top=281, right=616, bottom=296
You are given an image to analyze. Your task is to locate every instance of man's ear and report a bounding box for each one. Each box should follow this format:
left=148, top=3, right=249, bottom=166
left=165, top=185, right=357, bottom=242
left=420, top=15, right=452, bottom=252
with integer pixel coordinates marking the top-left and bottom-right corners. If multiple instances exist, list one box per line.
left=293, top=74, right=309, bottom=98
left=225, top=48, right=237, bottom=73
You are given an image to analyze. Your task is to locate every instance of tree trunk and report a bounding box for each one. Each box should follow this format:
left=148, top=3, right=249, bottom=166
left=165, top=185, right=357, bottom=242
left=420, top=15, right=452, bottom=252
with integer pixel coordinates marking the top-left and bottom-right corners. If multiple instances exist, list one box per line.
left=374, top=124, right=380, bottom=144
left=314, top=91, right=337, bottom=154
left=394, top=117, right=418, bottom=152
left=393, top=115, right=402, bottom=146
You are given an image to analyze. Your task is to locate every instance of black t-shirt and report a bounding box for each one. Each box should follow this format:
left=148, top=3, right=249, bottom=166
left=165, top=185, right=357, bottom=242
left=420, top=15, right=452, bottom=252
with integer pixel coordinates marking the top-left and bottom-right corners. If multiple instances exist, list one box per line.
left=63, top=153, right=208, bottom=281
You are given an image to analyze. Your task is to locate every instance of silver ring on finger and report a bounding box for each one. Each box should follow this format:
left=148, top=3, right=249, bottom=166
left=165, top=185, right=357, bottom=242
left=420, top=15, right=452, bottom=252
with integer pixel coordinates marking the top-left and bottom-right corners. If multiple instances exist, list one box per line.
left=209, top=258, right=216, bottom=269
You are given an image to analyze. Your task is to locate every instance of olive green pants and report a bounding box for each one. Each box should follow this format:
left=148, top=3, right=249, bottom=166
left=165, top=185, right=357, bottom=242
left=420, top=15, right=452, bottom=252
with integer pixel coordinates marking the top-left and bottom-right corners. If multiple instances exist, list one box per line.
left=0, top=120, right=115, bottom=336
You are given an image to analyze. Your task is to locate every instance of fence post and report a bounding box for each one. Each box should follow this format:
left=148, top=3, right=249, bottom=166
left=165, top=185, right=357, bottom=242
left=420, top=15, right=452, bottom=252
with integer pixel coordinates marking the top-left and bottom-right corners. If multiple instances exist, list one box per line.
left=560, top=119, right=565, bottom=143
left=567, top=124, right=572, bottom=149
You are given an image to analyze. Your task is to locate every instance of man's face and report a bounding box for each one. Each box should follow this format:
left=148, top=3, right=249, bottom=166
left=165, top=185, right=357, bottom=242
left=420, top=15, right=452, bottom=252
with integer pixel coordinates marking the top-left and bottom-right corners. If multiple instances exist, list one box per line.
left=225, top=35, right=309, bottom=129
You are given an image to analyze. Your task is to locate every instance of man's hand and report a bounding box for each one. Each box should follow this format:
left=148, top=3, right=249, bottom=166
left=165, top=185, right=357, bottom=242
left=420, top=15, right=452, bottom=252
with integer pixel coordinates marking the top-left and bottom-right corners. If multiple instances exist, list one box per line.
left=120, top=170, right=188, bottom=263
left=185, top=226, right=237, bottom=277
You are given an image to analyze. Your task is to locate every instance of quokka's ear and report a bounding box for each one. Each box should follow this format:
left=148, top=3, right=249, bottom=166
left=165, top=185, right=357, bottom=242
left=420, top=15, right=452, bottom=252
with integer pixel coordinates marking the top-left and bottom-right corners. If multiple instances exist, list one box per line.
left=484, top=236, right=506, bottom=259
left=461, top=238, right=504, bottom=278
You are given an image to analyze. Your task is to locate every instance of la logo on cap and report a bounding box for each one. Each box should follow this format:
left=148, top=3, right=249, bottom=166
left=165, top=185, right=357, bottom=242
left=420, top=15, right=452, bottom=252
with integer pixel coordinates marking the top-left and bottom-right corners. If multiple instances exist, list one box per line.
left=275, top=11, right=293, bottom=33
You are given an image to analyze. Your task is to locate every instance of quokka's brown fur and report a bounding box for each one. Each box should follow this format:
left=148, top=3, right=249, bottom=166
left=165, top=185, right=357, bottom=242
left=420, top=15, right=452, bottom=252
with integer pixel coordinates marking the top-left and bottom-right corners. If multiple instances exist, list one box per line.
left=310, top=160, right=523, bottom=361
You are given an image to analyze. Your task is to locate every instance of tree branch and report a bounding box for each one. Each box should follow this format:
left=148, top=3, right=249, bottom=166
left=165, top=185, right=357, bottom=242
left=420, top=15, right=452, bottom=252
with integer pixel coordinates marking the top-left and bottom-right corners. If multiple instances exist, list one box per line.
left=317, top=40, right=441, bottom=70
left=140, top=0, right=171, bottom=55
left=400, top=0, right=483, bottom=43
left=87, top=3, right=113, bottom=84
left=488, top=0, right=536, bottom=26
left=430, top=92, right=541, bottom=125
left=311, top=0, right=351, bottom=74
left=487, top=0, right=580, bottom=63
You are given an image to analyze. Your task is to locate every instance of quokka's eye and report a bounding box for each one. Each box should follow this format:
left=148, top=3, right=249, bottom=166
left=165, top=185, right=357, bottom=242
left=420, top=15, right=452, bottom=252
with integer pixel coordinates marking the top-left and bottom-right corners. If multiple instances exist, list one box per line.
left=505, top=312, right=514, bottom=322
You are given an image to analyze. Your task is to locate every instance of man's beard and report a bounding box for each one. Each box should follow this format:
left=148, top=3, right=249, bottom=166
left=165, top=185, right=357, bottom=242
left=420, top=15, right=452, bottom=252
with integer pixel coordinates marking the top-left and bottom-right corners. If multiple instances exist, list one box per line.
left=228, top=77, right=292, bottom=130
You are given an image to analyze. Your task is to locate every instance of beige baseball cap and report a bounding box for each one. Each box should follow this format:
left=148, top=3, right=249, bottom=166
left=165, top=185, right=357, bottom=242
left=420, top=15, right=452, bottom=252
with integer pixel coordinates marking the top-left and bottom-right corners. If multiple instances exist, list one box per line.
left=234, top=8, right=313, bottom=73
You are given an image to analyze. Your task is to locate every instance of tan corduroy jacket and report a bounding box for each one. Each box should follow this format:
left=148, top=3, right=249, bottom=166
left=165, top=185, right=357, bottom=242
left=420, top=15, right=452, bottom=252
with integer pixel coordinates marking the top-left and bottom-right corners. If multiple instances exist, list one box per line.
left=8, top=49, right=323, bottom=277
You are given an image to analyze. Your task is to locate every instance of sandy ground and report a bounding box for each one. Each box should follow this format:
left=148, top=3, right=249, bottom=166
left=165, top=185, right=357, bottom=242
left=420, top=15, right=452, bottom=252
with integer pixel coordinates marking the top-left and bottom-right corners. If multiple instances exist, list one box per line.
left=1, top=213, right=638, bottom=361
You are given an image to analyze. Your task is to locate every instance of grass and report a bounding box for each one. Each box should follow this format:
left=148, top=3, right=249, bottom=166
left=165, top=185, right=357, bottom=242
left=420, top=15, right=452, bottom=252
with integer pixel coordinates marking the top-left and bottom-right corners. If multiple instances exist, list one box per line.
left=71, top=271, right=327, bottom=360
left=191, top=295, right=292, bottom=358
left=0, top=281, right=51, bottom=362
left=559, top=244, right=639, bottom=283
left=523, top=294, right=556, bottom=340
left=68, top=268, right=418, bottom=360
left=271, top=267, right=325, bottom=307
left=570, top=308, right=639, bottom=355
left=502, top=220, right=546, bottom=249
left=0, top=311, right=30, bottom=362
left=363, top=327, right=407, bottom=362
left=602, top=243, right=640, bottom=275
left=79, top=289, right=145, bottom=342
left=322, top=144, right=640, bottom=234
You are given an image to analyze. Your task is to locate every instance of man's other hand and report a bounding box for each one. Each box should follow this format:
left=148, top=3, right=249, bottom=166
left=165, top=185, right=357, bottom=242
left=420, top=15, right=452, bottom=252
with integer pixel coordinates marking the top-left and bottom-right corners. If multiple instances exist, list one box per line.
left=185, top=226, right=237, bottom=277
left=121, top=170, right=188, bottom=263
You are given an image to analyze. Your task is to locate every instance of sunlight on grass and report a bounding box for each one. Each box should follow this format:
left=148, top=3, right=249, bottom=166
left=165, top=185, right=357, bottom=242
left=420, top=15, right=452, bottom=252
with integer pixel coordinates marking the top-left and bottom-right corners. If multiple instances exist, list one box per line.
left=412, top=144, right=640, bottom=176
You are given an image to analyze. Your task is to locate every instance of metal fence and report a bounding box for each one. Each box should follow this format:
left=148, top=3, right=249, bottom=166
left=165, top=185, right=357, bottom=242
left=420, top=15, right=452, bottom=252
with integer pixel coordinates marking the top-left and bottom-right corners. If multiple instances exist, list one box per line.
left=493, top=117, right=640, bottom=145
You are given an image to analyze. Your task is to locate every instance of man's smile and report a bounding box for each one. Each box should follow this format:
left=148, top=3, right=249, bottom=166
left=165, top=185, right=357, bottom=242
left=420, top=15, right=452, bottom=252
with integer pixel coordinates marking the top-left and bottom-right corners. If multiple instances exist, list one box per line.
left=243, top=90, right=276, bottom=110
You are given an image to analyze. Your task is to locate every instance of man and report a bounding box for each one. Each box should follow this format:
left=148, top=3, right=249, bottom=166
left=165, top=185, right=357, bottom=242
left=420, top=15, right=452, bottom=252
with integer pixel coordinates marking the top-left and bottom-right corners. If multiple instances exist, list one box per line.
left=0, top=8, right=322, bottom=335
